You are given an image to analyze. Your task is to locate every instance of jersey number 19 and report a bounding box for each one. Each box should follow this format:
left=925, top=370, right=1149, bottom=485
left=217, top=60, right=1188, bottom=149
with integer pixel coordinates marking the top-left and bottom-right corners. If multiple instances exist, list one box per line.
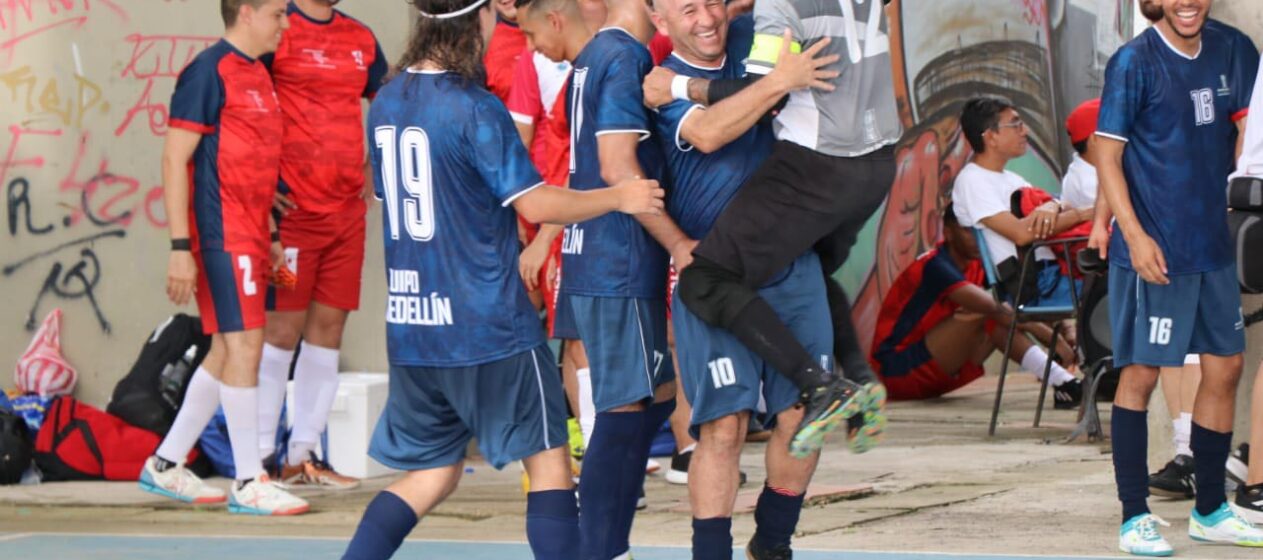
left=375, top=125, right=436, bottom=242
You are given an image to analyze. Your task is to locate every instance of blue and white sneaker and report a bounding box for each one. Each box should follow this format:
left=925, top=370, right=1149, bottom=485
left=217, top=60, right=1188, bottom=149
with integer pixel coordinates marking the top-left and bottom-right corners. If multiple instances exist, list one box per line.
left=1189, top=502, right=1263, bottom=547
left=1119, top=513, right=1173, bottom=557
left=138, top=456, right=226, bottom=504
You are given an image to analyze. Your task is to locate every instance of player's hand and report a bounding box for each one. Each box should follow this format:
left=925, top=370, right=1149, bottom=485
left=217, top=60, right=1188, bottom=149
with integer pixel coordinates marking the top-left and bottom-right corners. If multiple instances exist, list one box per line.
left=519, top=237, right=551, bottom=292
left=768, top=29, right=840, bottom=93
left=613, top=178, right=665, bottom=215
left=166, top=250, right=198, bottom=306
left=1087, top=219, right=1110, bottom=260
left=270, top=240, right=285, bottom=271
left=671, top=238, right=699, bottom=272
left=1054, top=337, right=1077, bottom=368
left=642, top=66, right=678, bottom=109
left=1028, top=203, right=1058, bottom=239
left=1128, top=232, right=1169, bottom=285
left=274, top=191, right=297, bottom=215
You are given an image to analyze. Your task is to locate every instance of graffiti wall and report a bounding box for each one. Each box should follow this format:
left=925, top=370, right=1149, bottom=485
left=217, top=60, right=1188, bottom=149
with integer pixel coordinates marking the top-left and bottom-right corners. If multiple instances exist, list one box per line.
left=0, top=1, right=409, bottom=405
left=845, top=0, right=1137, bottom=355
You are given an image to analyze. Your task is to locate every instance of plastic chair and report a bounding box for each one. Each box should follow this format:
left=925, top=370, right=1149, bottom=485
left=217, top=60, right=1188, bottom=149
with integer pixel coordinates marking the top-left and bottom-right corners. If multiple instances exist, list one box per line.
left=974, top=229, right=1087, bottom=436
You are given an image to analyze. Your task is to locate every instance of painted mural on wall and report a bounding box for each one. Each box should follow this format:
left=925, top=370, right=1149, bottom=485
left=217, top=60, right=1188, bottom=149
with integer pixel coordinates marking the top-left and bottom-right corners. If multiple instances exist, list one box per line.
left=846, top=0, right=1133, bottom=355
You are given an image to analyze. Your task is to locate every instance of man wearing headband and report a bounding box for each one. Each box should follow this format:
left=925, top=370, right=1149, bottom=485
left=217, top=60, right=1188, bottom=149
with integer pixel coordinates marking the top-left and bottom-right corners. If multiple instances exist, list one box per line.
left=339, top=0, right=663, bottom=557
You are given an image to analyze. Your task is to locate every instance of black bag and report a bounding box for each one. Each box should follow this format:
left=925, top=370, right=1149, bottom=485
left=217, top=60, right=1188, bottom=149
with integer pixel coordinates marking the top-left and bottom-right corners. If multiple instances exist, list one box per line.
left=106, top=314, right=210, bottom=436
left=1228, top=177, right=1263, bottom=211
left=1228, top=211, right=1263, bottom=294
left=0, top=409, right=32, bottom=485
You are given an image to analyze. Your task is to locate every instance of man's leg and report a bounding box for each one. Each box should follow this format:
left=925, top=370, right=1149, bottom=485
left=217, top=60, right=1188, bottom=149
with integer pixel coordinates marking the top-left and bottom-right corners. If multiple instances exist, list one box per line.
left=1149, top=359, right=1199, bottom=499
left=523, top=446, right=580, bottom=560
left=143, top=334, right=228, bottom=503
left=342, top=464, right=463, bottom=560
left=220, top=328, right=267, bottom=482
left=1113, top=364, right=1161, bottom=523
left=1190, top=353, right=1242, bottom=515
left=287, top=302, right=351, bottom=469
left=259, top=311, right=304, bottom=461
left=749, top=405, right=820, bottom=558
left=1246, top=361, right=1263, bottom=487
left=690, top=413, right=748, bottom=560
left=667, top=325, right=698, bottom=485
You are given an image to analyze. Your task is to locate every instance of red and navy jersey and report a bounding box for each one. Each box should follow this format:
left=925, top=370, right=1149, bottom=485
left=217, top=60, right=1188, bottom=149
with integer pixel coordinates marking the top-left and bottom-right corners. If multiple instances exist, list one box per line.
left=265, top=3, right=387, bottom=214
left=170, top=39, right=282, bottom=256
left=484, top=18, right=526, bottom=104
left=870, top=245, right=984, bottom=375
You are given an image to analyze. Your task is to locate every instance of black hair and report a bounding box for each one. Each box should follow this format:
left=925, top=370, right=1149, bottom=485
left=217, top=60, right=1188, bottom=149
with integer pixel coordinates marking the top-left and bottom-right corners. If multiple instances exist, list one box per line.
left=1072, top=139, right=1088, bottom=156
left=960, top=97, right=1014, bottom=155
left=943, top=202, right=958, bottom=226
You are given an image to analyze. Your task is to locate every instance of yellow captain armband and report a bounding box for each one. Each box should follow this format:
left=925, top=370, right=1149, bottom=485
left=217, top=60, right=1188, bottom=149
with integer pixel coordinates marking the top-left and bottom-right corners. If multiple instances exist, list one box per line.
left=747, top=32, right=802, bottom=70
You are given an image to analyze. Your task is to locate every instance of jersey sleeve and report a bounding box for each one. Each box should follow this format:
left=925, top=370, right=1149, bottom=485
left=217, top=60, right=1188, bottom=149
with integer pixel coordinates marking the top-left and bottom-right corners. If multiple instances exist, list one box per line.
left=507, top=48, right=542, bottom=126
left=745, top=0, right=804, bottom=76
left=593, top=51, right=652, bottom=138
left=655, top=98, right=702, bottom=152
left=1096, top=47, right=1146, bottom=143
left=470, top=97, right=545, bottom=206
left=363, top=39, right=389, bottom=99
left=1229, top=35, right=1260, bottom=121
left=169, top=55, right=223, bottom=135
left=921, top=253, right=969, bottom=297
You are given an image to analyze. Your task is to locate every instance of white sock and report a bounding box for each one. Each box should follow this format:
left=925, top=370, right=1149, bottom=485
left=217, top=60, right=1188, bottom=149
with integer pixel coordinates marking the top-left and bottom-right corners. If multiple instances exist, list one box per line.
left=577, top=367, right=595, bottom=448
left=1020, top=346, right=1075, bottom=386
left=156, top=367, right=221, bottom=464
left=257, top=343, right=294, bottom=459
left=1174, top=412, right=1193, bottom=457
left=220, top=384, right=264, bottom=481
left=288, top=342, right=340, bottom=467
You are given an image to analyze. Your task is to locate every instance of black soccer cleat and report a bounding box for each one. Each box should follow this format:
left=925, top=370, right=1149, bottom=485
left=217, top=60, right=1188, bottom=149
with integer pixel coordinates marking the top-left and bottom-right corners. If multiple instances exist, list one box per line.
left=1148, top=454, right=1195, bottom=499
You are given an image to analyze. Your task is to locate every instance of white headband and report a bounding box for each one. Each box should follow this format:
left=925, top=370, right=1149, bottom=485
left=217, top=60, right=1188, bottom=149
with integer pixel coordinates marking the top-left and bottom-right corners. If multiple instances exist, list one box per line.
left=417, top=0, right=489, bottom=19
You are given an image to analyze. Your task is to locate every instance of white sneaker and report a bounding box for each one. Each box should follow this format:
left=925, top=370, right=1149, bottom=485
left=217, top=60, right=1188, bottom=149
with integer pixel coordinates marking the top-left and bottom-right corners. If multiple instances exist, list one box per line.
left=1119, top=513, right=1173, bottom=557
left=1189, top=503, right=1263, bottom=547
left=646, top=458, right=661, bottom=475
left=228, top=474, right=310, bottom=516
left=138, top=456, right=226, bottom=504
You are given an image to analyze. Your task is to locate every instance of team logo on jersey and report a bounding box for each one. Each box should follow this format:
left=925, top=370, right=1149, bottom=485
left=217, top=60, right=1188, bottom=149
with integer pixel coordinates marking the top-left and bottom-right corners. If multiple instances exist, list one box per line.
left=302, top=48, right=336, bottom=69
left=1218, top=75, right=1232, bottom=97
left=351, top=50, right=366, bottom=69
left=246, top=89, right=269, bottom=112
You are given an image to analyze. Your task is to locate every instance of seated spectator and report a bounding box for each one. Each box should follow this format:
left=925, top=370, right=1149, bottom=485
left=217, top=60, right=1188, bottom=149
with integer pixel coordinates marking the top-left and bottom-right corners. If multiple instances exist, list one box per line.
left=871, top=204, right=1080, bottom=405
left=953, top=97, right=1094, bottom=310
left=1061, top=98, right=1102, bottom=211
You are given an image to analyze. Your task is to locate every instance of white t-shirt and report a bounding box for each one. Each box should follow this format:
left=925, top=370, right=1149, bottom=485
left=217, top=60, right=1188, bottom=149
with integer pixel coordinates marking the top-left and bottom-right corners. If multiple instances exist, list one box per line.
left=1233, top=56, right=1263, bottom=180
left=1061, top=153, right=1098, bottom=210
left=952, top=162, right=1053, bottom=265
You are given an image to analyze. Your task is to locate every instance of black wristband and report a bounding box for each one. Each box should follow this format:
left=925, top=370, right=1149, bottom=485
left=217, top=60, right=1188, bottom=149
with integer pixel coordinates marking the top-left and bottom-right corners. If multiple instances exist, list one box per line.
left=271, top=231, right=281, bottom=243
left=170, top=238, right=191, bottom=251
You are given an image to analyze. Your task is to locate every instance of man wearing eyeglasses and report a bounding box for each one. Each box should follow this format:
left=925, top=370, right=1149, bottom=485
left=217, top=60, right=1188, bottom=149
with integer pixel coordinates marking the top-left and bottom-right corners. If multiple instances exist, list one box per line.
left=951, top=97, right=1092, bottom=409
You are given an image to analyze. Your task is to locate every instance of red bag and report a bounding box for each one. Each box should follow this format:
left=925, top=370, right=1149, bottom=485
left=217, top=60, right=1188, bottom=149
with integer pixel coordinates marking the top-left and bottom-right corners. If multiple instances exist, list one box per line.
left=15, top=309, right=77, bottom=397
left=1013, top=187, right=1092, bottom=278
left=33, top=396, right=198, bottom=481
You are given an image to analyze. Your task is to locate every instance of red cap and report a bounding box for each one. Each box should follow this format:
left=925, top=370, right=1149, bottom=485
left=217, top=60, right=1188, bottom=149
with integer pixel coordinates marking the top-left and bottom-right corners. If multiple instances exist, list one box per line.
left=1066, top=98, right=1101, bottom=144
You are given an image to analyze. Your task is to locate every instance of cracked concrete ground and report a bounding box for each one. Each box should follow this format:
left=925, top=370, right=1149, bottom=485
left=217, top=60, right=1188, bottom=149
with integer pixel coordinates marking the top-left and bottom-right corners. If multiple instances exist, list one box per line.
left=2, top=373, right=1259, bottom=558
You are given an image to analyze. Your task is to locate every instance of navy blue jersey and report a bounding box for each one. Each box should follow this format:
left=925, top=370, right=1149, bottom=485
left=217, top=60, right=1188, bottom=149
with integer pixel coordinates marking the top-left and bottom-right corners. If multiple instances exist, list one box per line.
left=368, top=70, right=546, bottom=367
left=563, top=27, right=669, bottom=298
left=653, top=16, right=770, bottom=240
left=1098, top=23, right=1259, bottom=275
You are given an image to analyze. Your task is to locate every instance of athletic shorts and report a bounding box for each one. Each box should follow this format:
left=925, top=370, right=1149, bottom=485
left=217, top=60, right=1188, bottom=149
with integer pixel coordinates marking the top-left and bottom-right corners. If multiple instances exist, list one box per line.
left=1109, top=264, right=1245, bottom=368
left=569, top=295, right=676, bottom=412
left=693, top=141, right=895, bottom=285
left=552, top=286, right=580, bottom=340
left=196, top=249, right=267, bottom=334
left=875, top=339, right=986, bottom=401
left=369, top=344, right=568, bottom=471
left=268, top=205, right=366, bottom=312
left=672, top=253, right=829, bottom=438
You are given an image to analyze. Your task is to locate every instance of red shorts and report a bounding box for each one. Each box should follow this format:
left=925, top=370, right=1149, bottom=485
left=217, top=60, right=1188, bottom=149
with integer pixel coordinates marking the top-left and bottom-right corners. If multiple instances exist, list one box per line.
left=269, top=206, right=366, bottom=312
left=879, top=355, right=985, bottom=401
left=196, top=249, right=268, bottom=334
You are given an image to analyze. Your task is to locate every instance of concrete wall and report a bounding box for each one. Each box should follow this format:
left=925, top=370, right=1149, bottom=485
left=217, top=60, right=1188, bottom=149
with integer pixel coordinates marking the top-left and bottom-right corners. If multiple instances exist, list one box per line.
left=0, top=1, right=409, bottom=406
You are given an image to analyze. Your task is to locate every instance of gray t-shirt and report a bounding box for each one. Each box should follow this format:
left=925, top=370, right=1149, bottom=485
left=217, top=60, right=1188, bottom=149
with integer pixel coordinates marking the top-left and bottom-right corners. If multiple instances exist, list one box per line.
left=745, top=0, right=902, bottom=157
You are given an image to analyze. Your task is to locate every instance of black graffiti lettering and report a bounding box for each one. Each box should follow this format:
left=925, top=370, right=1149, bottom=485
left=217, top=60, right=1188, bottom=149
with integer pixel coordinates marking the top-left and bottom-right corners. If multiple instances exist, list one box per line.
left=6, top=177, right=53, bottom=236
left=24, top=248, right=110, bottom=334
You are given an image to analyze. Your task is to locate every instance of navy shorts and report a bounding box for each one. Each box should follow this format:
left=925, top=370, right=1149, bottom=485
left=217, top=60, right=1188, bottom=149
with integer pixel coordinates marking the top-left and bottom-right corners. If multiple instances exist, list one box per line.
left=1109, top=264, right=1245, bottom=368
left=553, top=290, right=580, bottom=340
left=568, top=295, right=676, bottom=412
left=672, top=253, right=831, bottom=438
left=369, top=344, right=568, bottom=471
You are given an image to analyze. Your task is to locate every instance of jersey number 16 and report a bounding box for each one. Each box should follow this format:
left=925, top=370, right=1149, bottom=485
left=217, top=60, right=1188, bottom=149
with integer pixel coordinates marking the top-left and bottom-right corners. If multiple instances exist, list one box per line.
left=375, top=125, right=436, bottom=242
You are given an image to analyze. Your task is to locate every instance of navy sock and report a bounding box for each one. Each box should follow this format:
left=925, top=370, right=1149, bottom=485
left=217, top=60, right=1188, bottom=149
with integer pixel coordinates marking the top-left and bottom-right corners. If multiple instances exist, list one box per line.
left=692, top=517, right=733, bottom=560
left=1191, top=422, right=1232, bottom=517
left=602, top=399, right=677, bottom=556
left=580, top=410, right=645, bottom=560
left=527, top=489, right=579, bottom=560
left=1111, top=406, right=1150, bottom=523
left=752, top=484, right=804, bottom=551
left=342, top=491, right=418, bottom=560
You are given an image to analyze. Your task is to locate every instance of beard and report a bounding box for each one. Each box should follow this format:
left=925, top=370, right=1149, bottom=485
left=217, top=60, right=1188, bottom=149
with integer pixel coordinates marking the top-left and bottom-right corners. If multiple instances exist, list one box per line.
left=1162, top=9, right=1206, bottom=39
left=1140, top=1, right=1162, bottom=22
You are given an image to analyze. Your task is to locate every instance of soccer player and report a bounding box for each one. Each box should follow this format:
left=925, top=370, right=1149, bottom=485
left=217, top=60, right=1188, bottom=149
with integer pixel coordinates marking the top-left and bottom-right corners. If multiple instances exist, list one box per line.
left=640, top=0, right=899, bottom=458
left=1092, top=0, right=1263, bottom=554
left=871, top=205, right=1074, bottom=402
left=485, top=0, right=527, bottom=103
left=339, top=0, right=663, bottom=556
left=646, top=0, right=841, bottom=556
left=254, top=0, right=388, bottom=490
left=143, top=0, right=308, bottom=516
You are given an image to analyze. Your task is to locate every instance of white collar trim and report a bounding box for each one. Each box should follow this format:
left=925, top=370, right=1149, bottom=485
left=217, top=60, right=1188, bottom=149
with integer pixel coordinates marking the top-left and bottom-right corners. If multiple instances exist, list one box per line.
left=1152, top=26, right=1202, bottom=61
left=669, top=51, right=725, bottom=71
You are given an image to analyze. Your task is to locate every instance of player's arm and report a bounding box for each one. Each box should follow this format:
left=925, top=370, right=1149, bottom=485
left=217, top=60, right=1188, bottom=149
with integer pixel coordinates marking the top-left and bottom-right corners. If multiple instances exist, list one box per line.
left=162, top=128, right=201, bottom=306
left=515, top=121, right=536, bottom=148
left=1096, top=135, right=1167, bottom=284
left=1087, top=188, right=1113, bottom=258
left=677, top=32, right=839, bottom=153
left=512, top=179, right=664, bottom=225
left=597, top=132, right=698, bottom=268
left=947, top=283, right=1014, bottom=326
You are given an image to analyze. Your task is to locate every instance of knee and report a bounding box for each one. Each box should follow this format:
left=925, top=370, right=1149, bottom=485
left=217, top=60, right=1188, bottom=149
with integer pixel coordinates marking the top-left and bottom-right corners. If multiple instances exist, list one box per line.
left=699, top=415, right=745, bottom=452
left=264, top=318, right=303, bottom=350
left=678, top=260, right=754, bottom=327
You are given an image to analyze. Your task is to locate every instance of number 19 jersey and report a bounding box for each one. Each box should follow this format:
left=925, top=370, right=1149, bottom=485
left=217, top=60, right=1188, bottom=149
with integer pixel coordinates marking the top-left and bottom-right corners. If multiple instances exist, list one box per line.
left=368, top=70, right=546, bottom=367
